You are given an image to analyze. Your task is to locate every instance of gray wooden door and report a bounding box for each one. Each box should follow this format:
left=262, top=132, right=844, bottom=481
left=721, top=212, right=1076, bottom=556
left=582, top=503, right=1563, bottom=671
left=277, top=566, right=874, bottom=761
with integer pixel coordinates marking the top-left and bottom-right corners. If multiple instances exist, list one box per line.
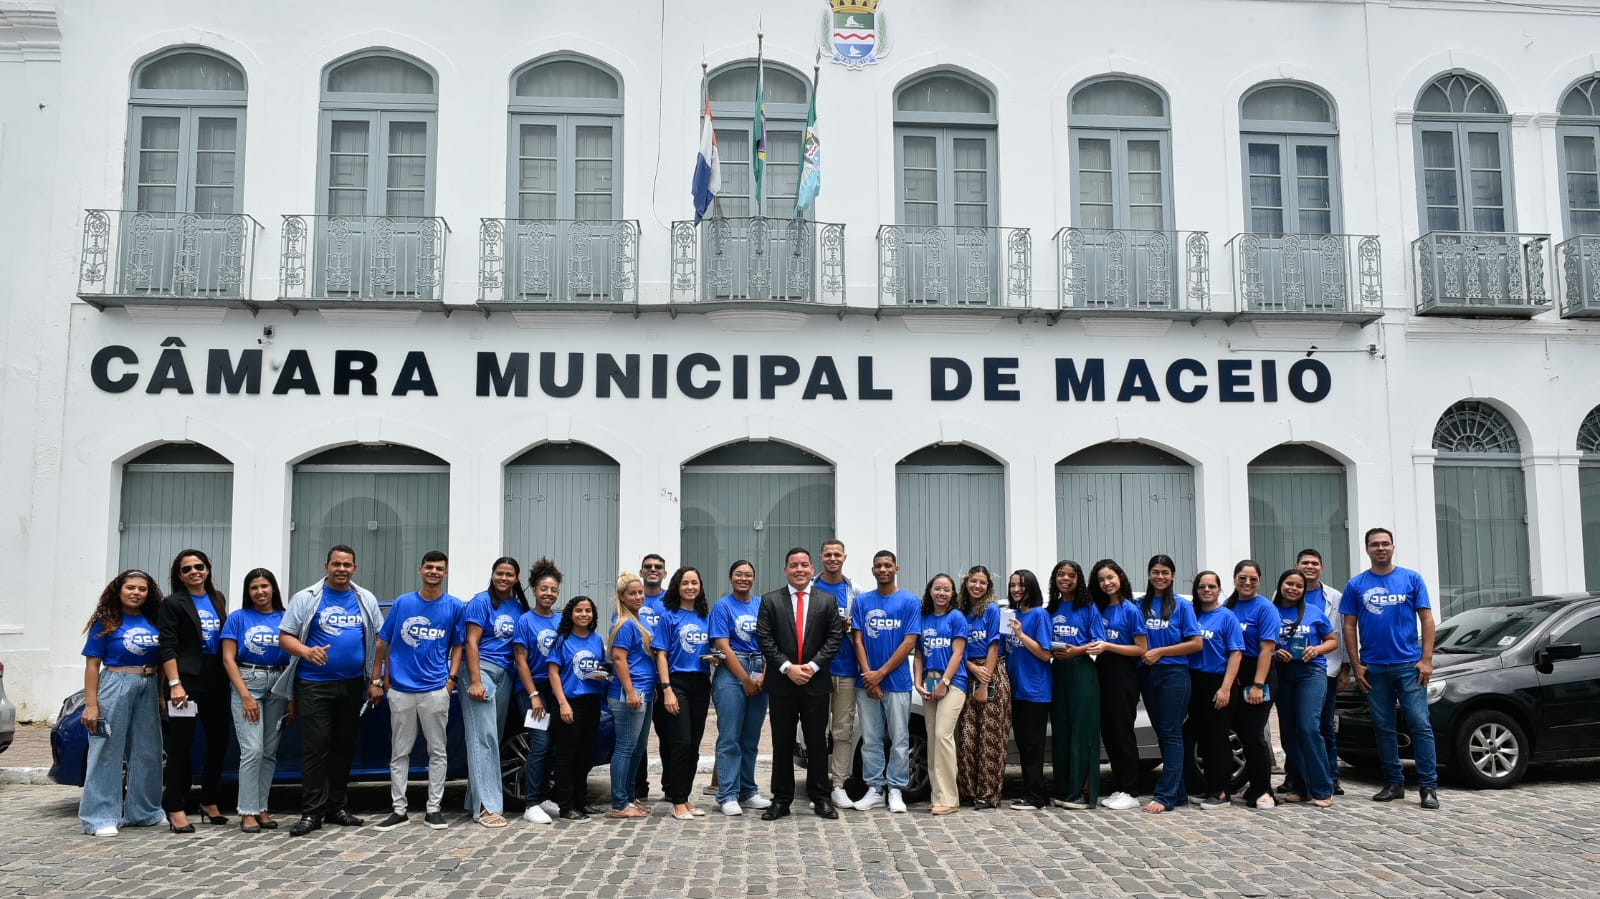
left=895, top=465, right=1006, bottom=591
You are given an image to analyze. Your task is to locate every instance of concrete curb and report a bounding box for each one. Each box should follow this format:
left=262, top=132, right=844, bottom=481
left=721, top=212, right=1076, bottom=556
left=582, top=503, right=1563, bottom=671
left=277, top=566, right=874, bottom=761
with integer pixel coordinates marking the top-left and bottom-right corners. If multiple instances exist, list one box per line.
left=0, top=767, right=53, bottom=785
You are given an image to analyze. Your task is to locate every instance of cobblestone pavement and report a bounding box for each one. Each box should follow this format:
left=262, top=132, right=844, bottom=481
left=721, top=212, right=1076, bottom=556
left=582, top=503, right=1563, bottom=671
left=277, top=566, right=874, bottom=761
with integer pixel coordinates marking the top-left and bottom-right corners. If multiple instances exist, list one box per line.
left=4, top=756, right=1600, bottom=899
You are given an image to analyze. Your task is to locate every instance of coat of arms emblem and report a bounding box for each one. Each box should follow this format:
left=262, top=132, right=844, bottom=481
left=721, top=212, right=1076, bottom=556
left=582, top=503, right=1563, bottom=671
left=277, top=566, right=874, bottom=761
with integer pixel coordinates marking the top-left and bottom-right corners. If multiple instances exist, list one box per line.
left=825, top=0, right=884, bottom=69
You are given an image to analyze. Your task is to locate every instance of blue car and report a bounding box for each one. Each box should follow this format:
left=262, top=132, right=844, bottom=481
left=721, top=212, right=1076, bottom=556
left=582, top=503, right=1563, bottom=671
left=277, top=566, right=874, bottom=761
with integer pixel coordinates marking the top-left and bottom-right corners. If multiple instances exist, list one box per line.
left=49, top=685, right=615, bottom=802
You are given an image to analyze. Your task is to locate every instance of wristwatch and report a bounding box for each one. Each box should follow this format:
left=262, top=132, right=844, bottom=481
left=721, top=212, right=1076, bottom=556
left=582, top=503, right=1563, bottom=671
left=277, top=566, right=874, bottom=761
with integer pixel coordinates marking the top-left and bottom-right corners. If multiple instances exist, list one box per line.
left=168, top=679, right=182, bottom=688
left=370, top=679, right=383, bottom=687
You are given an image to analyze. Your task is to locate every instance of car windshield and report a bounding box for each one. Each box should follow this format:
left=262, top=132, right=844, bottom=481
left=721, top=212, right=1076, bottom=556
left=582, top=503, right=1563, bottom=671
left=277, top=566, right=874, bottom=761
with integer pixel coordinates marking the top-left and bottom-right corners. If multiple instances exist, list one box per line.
left=1434, top=602, right=1561, bottom=654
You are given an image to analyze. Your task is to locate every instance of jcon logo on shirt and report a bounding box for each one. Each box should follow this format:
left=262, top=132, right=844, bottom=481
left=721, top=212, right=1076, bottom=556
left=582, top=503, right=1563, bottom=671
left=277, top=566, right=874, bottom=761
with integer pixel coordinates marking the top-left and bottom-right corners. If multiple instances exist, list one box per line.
left=679, top=625, right=709, bottom=654
left=493, top=614, right=517, bottom=640
left=921, top=629, right=953, bottom=651
left=121, top=627, right=159, bottom=656
left=863, top=611, right=902, bottom=639
left=400, top=615, right=449, bottom=649
left=317, top=607, right=364, bottom=636
left=243, top=625, right=280, bottom=656
left=735, top=615, right=758, bottom=639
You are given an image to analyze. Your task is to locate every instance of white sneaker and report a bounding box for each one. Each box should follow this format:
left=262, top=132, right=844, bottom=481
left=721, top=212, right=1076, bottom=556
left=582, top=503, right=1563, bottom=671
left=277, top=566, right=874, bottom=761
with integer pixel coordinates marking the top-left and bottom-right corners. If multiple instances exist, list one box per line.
left=523, top=804, right=552, bottom=825
left=92, top=825, right=118, bottom=837
left=831, top=787, right=853, bottom=809
left=1101, top=792, right=1141, bottom=811
left=854, top=788, right=885, bottom=811
left=1254, top=794, right=1277, bottom=809
left=887, top=789, right=907, bottom=813
left=740, top=793, right=772, bottom=810
left=540, top=800, right=560, bottom=817
left=720, top=800, right=743, bottom=816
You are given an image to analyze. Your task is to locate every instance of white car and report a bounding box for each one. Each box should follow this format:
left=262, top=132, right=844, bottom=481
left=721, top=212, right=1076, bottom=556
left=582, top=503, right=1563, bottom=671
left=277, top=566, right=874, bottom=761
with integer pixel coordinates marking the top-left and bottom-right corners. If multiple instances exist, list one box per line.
left=0, top=660, right=17, bottom=755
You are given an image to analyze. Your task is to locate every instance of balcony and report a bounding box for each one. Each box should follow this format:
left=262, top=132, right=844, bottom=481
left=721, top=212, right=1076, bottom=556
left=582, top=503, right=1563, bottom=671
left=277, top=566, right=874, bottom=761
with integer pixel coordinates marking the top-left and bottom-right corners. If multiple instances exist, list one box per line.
left=478, top=219, right=639, bottom=308
left=279, top=214, right=449, bottom=310
left=670, top=217, right=845, bottom=307
left=1054, top=228, right=1209, bottom=318
left=77, top=210, right=262, bottom=310
left=1226, top=233, right=1383, bottom=324
left=876, top=224, right=1032, bottom=309
left=1556, top=235, right=1600, bottom=320
left=1413, top=231, right=1550, bottom=318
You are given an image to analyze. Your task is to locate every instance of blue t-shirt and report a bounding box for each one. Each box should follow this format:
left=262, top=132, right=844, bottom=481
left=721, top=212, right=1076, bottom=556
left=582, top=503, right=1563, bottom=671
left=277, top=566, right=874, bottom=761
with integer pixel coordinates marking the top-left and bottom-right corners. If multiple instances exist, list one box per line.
left=708, top=593, right=762, bottom=655
left=918, top=609, right=970, bottom=692
left=1005, top=607, right=1053, bottom=702
left=964, top=602, right=1003, bottom=662
left=662, top=606, right=711, bottom=675
left=83, top=613, right=160, bottom=668
left=1339, top=567, right=1432, bottom=665
left=1230, top=595, right=1281, bottom=659
left=607, top=618, right=658, bottom=701
left=512, top=608, right=561, bottom=683
left=464, top=592, right=522, bottom=671
left=1051, top=602, right=1106, bottom=648
left=1140, top=595, right=1200, bottom=666
left=1101, top=599, right=1147, bottom=647
left=1191, top=605, right=1244, bottom=675
left=300, top=587, right=367, bottom=682
left=810, top=578, right=858, bottom=679
left=550, top=630, right=607, bottom=698
left=221, top=607, right=288, bottom=668
left=1275, top=601, right=1335, bottom=671
left=639, top=593, right=667, bottom=634
left=378, top=592, right=462, bottom=692
left=853, top=589, right=921, bottom=692
left=191, top=594, right=223, bottom=655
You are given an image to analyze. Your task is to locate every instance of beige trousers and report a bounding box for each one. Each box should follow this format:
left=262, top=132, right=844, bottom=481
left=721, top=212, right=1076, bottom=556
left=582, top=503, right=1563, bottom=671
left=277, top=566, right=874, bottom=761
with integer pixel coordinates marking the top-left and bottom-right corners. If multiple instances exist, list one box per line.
left=924, top=685, right=967, bottom=808
left=829, top=675, right=859, bottom=784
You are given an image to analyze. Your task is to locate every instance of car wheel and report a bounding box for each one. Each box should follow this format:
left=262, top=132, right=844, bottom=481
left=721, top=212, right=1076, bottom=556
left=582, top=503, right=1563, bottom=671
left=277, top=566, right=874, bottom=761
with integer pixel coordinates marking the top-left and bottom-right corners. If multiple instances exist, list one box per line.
left=1182, top=729, right=1249, bottom=795
left=500, top=729, right=529, bottom=801
left=1453, top=709, right=1529, bottom=790
left=903, top=718, right=930, bottom=803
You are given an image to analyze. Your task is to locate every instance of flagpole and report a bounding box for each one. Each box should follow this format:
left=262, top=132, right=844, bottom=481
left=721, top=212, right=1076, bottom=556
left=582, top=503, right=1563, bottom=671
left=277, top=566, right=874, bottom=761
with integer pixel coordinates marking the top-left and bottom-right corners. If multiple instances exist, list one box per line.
left=754, top=24, right=765, bottom=213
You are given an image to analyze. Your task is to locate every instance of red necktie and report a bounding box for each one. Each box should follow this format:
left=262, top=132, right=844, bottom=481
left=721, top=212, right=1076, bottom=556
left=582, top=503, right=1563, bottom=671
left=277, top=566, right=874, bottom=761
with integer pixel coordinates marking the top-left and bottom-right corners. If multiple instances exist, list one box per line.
left=794, top=590, right=806, bottom=659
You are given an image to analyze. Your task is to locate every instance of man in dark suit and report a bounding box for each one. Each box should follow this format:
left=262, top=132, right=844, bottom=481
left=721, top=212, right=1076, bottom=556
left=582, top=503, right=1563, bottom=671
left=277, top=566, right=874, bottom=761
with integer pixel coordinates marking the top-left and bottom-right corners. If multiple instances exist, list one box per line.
left=756, top=546, right=846, bottom=820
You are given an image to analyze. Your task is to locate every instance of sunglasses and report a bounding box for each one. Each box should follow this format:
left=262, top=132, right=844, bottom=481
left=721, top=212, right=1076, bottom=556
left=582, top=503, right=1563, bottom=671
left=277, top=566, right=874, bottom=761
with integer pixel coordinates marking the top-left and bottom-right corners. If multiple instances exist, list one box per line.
left=181, top=563, right=208, bottom=574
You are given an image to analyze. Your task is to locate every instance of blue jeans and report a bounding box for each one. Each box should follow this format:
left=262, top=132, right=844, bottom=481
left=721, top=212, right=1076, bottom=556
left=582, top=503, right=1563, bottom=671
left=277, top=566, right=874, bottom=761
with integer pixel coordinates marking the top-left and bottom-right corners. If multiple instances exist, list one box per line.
left=857, top=688, right=912, bottom=790
left=1138, top=664, right=1190, bottom=809
left=78, top=670, right=164, bottom=833
left=1322, top=674, right=1339, bottom=786
left=460, top=660, right=512, bottom=817
left=1276, top=663, right=1333, bottom=799
left=230, top=667, right=288, bottom=815
left=1364, top=661, right=1438, bottom=788
left=520, top=681, right=555, bottom=804
left=608, top=694, right=654, bottom=809
left=711, top=657, right=767, bottom=804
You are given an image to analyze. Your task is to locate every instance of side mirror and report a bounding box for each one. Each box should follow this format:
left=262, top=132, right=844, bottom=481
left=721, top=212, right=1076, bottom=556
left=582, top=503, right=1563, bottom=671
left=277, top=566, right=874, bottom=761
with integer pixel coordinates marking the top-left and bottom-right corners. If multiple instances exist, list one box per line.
left=1539, top=642, right=1583, bottom=665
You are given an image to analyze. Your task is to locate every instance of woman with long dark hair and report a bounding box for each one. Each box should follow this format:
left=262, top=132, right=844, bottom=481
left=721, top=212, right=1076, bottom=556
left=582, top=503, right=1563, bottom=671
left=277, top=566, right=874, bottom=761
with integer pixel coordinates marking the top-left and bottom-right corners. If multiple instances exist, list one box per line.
left=1086, top=558, right=1147, bottom=811
left=160, top=548, right=230, bottom=832
left=914, top=573, right=969, bottom=815
left=546, top=595, right=606, bottom=820
left=708, top=560, right=769, bottom=815
left=220, top=568, right=289, bottom=832
left=1271, top=568, right=1340, bottom=807
left=1136, top=554, right=1201, bottom=813
left=1003, top=569, right=1053, bottom=811
left=1046, top=559, right=1104, bottom=810
left=78, top=570, right=165, bottom=836
left=660, top=566, right=713, bottom=820
left=1225, top=559, right=1281, bottom=809
left=462, top=556, right=531, bottom=828
left=513, top=557, right=564, bottom=825
left=955, top=565, right=1008, bottom=810
left=1187, top=570, right=1243, bottom=809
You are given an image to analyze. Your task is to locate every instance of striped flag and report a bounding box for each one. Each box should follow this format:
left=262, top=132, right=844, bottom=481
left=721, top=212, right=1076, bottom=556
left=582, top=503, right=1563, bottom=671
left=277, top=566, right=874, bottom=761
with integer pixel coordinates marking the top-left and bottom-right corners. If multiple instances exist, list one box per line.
left=692, top=95, right=720, bottom=224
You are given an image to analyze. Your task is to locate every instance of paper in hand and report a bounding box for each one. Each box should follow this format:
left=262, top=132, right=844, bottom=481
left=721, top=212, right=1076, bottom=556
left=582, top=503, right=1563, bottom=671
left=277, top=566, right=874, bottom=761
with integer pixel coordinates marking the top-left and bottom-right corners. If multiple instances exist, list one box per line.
left=525, top=709, right=550, bottom=731
left=167, top=699, right=198, bottom=718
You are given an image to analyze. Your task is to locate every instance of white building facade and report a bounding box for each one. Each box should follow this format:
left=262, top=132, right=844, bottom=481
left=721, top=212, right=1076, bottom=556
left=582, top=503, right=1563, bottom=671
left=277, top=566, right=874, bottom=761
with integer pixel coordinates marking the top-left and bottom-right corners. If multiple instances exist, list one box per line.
left=3, top=0, right=1600, bottom=715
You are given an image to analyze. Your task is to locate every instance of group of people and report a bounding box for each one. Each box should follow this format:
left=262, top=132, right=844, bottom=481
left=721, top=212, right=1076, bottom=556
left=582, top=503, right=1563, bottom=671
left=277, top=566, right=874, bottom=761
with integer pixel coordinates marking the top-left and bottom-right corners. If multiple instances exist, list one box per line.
left=76, top=528, right=1441, bottom=837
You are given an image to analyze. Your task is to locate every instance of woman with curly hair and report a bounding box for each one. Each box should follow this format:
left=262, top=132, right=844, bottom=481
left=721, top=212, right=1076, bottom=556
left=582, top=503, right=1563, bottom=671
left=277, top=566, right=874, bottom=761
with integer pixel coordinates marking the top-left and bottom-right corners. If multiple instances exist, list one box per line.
left=78, top=569, right=165, bottom=836
left=914, top=573, right=968, bottom=815
left=1046, top=559, right=1104, bottom=810
left=659, top=566, right=713, bottom=820
left=513, top=556, right=564, bottom=825
left=954, top=565, right=1007, bottom=809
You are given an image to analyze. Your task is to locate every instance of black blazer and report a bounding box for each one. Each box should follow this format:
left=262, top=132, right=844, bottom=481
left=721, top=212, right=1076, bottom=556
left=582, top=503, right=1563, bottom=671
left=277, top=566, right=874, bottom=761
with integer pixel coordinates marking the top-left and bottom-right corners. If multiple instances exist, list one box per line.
left=756, top=584, right=844, bottom=698
left=158, top=592, right=229, bottom=684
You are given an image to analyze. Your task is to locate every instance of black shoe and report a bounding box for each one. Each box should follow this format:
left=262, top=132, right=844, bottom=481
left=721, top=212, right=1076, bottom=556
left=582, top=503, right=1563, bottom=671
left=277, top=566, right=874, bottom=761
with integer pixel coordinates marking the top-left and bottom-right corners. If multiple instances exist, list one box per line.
left=1274, top=781, right=1290, bottom=793
left=580, top=805, right=604, bottom=816
left=373, top=812, right=408, bottom=832
left=288, top=817, right=321, bottom=837
left=200, top=809, right=228, bottom=825
left=240, top=819, right=262, bottom=834
left=1372, top=783, right=1405, bottom=802
left=811, top=800, right=838, bottom=820
left=257, top=817, right=281, bottom=830
left=1419, top=787, right=1439, bottom=810
left=760, top=803, right=791, bottom=821
left=166, top=818, right=195, bottom=835
left=1333, top=783, right=1345, bottom=796
left=327, top=810, right=365, bottom=827
left=559, top=808, right=589, bottom=821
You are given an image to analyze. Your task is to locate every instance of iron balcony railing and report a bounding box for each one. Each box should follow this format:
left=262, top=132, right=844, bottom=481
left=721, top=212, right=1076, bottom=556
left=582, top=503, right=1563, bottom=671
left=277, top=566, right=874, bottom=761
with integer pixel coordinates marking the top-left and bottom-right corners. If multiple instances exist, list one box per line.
left=1556, top=235, right=1600, bottom=319
left=670, top=216, right=845, bottom=304
left=876, top=224, right=1031, bottom=307
left=280, top=214, right=449, bottom=301
left=1413, top=230, right=1550, bottom=316
left=77, top=209, right=262, bottom=302
left=478, top=218, right=639, bottom=305
left=1055, top=227, right=1209, bottom=312
left=1226, top=232, right=1382, bottom=314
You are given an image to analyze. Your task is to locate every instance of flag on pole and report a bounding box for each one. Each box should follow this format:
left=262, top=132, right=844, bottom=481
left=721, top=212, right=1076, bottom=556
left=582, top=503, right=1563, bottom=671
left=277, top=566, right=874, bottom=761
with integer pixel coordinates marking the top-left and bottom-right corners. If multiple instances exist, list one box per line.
left=752, top=43, right=767, bottom=210
left=794, top=86, right=821, bottom=219
left=692, top=95, right=720, bottom=224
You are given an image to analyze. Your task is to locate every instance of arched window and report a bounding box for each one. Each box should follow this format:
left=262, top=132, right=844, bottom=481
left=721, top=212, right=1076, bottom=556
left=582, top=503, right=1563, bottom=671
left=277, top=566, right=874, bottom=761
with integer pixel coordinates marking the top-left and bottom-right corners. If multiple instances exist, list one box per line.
left=126, top=48, right=247, bottom=216
left=1432, top=401, right=1529, bottom=616
left=1240, top=82, right=1339, bottom=236
left=896, top=444, right=1006, bottom=586
left=1579, top=405, right=1600, bottom=590
left=707, top=61, right=810, bottom=218
left=508, top=56, right=623, bottom=221
left=1057, top=443, right=1196, bottom=580
left=1068, top=77, right=1171, bottom=230
left=505, top=443, right=620, bottom=617
left=1557, top=76, right=1600, bottom=238
left=1413, top=72, right=1512, bottom=234
left=119, top=443, right=233, bottom=582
